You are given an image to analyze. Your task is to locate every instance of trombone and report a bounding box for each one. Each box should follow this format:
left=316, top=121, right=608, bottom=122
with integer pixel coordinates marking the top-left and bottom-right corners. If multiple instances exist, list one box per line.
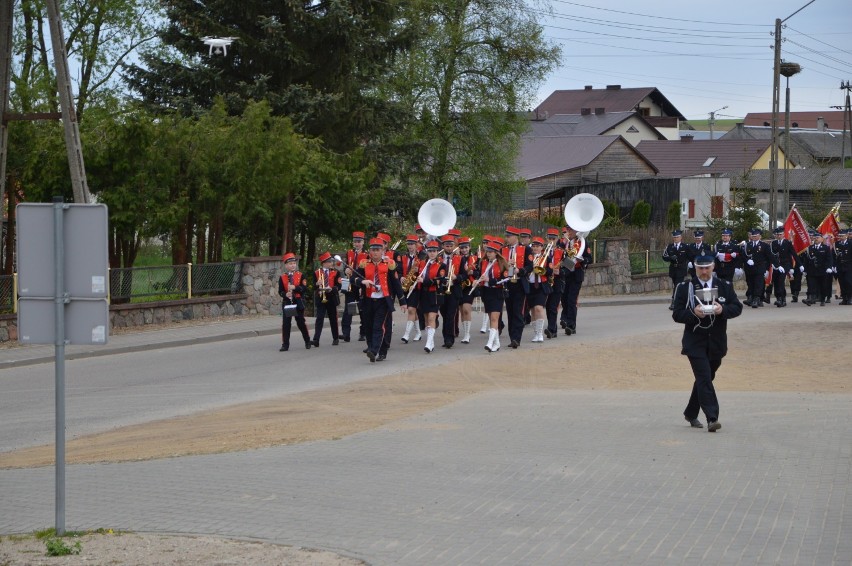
left=469, top=259, right=495, bottom=295
left=407, top=259, right=432, bottom=299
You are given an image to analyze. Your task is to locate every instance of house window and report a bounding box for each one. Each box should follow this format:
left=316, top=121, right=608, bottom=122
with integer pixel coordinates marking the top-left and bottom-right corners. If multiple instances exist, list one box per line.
left=638, top=107, right=650, bottom=117
left=763, top=121, right=770, bottom=126
left=792, top=122, right=799, bottom=128
left=626, top=125, right=639, bottom=133
left=702, top=157, right=716, bottom=167
left=711, top=196, right=723, bottom=218
left=688, top=199, right=695, bottom=219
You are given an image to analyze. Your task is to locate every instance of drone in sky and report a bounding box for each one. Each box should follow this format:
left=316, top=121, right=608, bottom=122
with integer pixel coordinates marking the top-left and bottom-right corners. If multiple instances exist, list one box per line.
left=202, top=36, right=237, bottom=56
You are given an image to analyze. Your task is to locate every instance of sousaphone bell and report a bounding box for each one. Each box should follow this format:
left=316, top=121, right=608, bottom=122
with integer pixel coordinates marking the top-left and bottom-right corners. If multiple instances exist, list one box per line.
left=418, top=198, right=457, bottom=237
left=564, top=193, right=604, bottom=237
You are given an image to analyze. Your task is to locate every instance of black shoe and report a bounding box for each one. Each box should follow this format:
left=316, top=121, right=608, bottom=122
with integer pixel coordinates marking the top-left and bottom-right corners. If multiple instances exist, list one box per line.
left=342, top=336, right=351, bottom=342
left=332, top=339, right=339, bottom=346
left=560, top=320, right=567, bottom=329
left=820, top=301, right=825, bottom=306
left=376, top=353, right=386, bottom=362
left=401, top=337, right=409, bottom=344
left=685, top=416, right=703, bottom=428
left=366, top=350, right=376, bottom=363
left=358, top=335, right=366, bottom=342
left=567, top=325, right=576, bottom=335
left=751, top=300, right=759, bottom=309
left=707, top=420, right=721, bottom=432
left=544, top=329, right=553, bottom=339
left=802, top=298, right=812, bottom=306
left=510, top=340, right=519, bottom=349
left=279, top=344, right=289, bottom=352
left=791, top=295, right=798, bottom=303
left=362, top=347, right=369, bottom=353
left=826, top=297, right=832, bottom=304
left=668, top=305, right=674, bottom=311
left=311, top=339, right=320, bottom=347
left=305, top=342, right=312, bottom=349
left=443, top=342, right=453, bottom=349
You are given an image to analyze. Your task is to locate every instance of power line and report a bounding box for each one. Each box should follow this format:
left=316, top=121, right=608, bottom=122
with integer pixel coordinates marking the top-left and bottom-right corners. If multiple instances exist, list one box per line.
left=542, top=22, right=766, bottom=48
left=787, top=25, right=852, bottom=56
left=547, top=0, right=774, bottom=27
left=542, top=10, right=768, bottom=37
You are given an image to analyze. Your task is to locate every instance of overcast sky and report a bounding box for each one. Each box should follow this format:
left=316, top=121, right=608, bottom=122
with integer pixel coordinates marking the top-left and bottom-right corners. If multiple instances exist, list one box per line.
left=533, top=0, right=852, bottom=124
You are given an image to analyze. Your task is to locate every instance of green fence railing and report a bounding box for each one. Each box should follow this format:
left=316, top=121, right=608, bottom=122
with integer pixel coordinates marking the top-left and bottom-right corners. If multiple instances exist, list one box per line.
left=109, top=262, right=243, bottom=303
left=629, top=249, right=668, bottom=275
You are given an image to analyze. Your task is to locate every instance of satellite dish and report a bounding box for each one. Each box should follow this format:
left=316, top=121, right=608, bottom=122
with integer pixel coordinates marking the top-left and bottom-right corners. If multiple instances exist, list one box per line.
left=202, top=36, right=237, bottom=56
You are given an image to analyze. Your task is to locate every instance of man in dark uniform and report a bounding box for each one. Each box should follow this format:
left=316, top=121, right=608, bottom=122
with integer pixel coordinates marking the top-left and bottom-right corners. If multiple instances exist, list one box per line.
left=713, top=228, right=739, bottom=282
left=662, top=229, right=690, bottom=310
left=790, top=246, right=807, bottom=303
left=502, top=226, right=531, bottom=348
left=341, top=231, right=367, bottom=342
left=742, top=228, right=771, bottom=308
left=672, top=253, right=743, bottom=432
left=803, top=232, right=834, bottom=306
left=686, top=230, right=712, bottom=279
left=559, top=224, right=592, bottom=336
left=769, top=227, right=795, bottom=307
left=356, top=238, right=407, bottom=362
left=439, top=235, right=462, bottom=348
left=836, top=228, right=852, bottom=305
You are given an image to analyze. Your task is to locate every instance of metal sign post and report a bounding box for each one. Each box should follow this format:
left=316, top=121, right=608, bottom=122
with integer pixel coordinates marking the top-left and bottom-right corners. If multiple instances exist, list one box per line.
left=17, top=199, right=108, bottom=535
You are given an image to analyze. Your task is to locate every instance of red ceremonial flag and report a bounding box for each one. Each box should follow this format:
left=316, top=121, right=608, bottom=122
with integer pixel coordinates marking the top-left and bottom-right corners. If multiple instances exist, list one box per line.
left=783, top=206, right=811, bottom=254
left=817, top=205, right=841, bottom=248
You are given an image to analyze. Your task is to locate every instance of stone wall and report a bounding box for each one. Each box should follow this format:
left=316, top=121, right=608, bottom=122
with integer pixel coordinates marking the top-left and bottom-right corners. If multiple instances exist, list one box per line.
left=0, top=248, right=673, bottom=342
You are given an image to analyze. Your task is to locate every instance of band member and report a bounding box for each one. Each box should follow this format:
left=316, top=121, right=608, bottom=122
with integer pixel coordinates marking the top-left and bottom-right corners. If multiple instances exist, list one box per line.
left=663, top=230, right=690, bottom=310
left=417, top=241, right=448, bottom=353
left=473, top=238, right=509, bottom=352
left=802, top=232, right=834, bottom=306
left=769, top=227, right=795, bottom=307
left=836, top=229, right=852, bottom=305
left=378, top=232, right=402, bottom=273
left=356, top=238, right=406, bottom=362
left=502, top=226, right=531, bottom=348
left=544, top=227, right=565, bottom=338
left=479, top=236, right=496, bottom=335
left=687, top=230, right=712, bottom=279
left=310, top=251, right=341, bottom=346
left=713, top=228, right=739, bottom=282
left=559, top=224, right=592, bottom=336
left=439, top=235, right=463, bottom=348
left=527, top=237, right=553, bottom=343
left=341, top=231, right=367, bottom=342
left=277, top=252, right=311, bottom=351
left=400, top=235, right=422, bottom=343
left=457, top=237, right=478, bottom=343
left=519, top=228, right=533, bottom=325
left=741, top=228, right=770, bottom=308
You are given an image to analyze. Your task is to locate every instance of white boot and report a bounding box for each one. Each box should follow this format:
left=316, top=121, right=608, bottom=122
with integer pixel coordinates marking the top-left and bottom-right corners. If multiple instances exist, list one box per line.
left=413, top=325, right=422, bottom=341
left=480, top=312, right=489, bottom=334
left=531, top=319, right=544, bottom=342
left=461, top=321, right=471, bottom=343
left=484, top=327, right=495, bottom=352
left=424, top=327, right=435, bottom=353
left=488, top=328, right=500, bottom=352
left=401, top=320, right=414, bottom=343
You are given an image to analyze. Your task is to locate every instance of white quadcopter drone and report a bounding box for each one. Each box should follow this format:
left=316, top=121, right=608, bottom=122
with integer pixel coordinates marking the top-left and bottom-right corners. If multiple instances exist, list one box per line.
left=202, top=36, right=237, bottom=56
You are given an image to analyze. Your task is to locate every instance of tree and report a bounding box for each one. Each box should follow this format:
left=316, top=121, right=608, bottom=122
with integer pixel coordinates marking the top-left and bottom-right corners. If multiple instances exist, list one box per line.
left=380, top=0, right=561, bottom=206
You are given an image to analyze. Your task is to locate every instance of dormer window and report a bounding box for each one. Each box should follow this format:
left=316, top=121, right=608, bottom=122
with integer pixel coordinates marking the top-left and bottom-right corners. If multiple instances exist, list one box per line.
left=703, top=157, right=717, bottom=167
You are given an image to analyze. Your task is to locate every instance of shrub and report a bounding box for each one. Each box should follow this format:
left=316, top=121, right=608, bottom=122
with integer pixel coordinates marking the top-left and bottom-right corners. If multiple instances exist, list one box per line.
left=666, top=201, right=681, bottom=229
left=630, top=200, right=651, bottom=228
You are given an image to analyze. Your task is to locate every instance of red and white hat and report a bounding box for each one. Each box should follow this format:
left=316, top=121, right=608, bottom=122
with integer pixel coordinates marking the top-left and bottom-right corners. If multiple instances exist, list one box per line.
left=369, top=238, right=385, bottom=248
left=425, top=240, right=440, bottom=250
left=282, top=252, right=297, bottom=263
left=352, top=231, right=365, bottom=239
left=318, top=251, right=333, bottom=263
left=531, top=236, right=545, bottom=246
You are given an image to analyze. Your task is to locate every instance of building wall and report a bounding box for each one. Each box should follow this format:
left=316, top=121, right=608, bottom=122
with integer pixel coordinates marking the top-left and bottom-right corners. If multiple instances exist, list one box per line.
left=603, top=116, right=662, bottom=147
left=680, top=177, right=731, bottom=229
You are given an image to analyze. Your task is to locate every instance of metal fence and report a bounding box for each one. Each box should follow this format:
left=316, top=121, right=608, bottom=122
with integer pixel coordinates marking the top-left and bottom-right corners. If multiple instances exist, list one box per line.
left=628, top=249, right=668, bottom=275
left=0, top=274, right=13, bottom=313
left=109, top=262, right=243, bottom=302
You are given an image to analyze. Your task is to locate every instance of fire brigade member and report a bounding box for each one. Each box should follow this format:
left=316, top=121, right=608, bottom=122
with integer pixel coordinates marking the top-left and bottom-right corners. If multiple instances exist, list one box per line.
left=769, top=227, right=795, bottom=307
left=713, top=228, right=739, bottom=282
left=311, top=251, right=341, bottom=346
left=663, top=229, right=690, bottom=310
left=277, top=253, right=311, bottom=351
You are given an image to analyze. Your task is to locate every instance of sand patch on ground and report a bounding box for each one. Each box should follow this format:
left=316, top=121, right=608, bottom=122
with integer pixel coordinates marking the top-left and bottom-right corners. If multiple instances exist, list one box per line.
left=1, top=321, right=847, bottom=470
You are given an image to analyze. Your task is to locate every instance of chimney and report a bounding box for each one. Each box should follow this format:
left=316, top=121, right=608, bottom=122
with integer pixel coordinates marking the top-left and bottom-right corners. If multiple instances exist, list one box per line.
left=594, top=107, right=605, bottom=115
left=580, top=108, right=591, bottom=116
left=584, top=85, right=593, bottom=90
left=605, top=84, right=621, bottom=90
left=817, top=117, right=825, bottom=131
left=680, top=135, right=694, bottom=142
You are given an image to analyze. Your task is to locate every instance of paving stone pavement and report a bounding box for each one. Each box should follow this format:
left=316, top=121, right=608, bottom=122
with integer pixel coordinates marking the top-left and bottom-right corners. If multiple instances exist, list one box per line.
left=2, top=389, right=850, bottom=565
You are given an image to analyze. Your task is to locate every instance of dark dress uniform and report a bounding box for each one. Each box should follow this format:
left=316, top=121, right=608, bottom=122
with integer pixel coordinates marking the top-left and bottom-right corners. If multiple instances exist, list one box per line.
left=741, top=235, right=771, bottom=307
left=803, top=239, right=834, bottom=306
left=311, top=261, right=341, bottom=346
left=662, top=238, right=690, bottom=309
left=545, top=242, right=565, bottom=338
left=277, top=262, right=312, bottom=351
left=713, top=237, right=740, bottom=282
left=686, top=235, right=712, bottom=279
left=790, top=249, right=806, bottom=302
left=439, top=249, right=463, bottom=348
left=769, top=235, right=795, bottom=306
left=836, top=233, right=852, bottom=304
left=672, top=272, right=743, bottom=429
left=356, top=253, right=406, bottom=362
left=560, top=238, right=592, bottom=335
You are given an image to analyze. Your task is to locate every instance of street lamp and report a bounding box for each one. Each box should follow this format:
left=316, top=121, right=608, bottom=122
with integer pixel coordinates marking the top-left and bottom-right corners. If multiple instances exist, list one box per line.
left=780, top=61, right=802, bottom=214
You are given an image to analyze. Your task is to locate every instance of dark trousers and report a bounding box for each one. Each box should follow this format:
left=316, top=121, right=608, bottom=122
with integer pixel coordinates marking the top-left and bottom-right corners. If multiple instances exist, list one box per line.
left=282, top=311, right=310, bottom=347
left=545, top=279, right=563, bottom=334
left=839, top=269, right=852, bottom=300
left=340, top=290, right=359, bottom=339
left=685, top=356, right=722, bottom=422
left=772, top=270, right=789, bottom=300
left=560, top=278, right=582, bottom=329
left=506, top=282, right=526, bottom=342
left=313, top=300, right=339, bottom=342
left=439, top=292, right=459, bottom=345
left=745, top=266, right=766, bottom=302
left=362, top=297, right=391, bottom=355
left=790, top=269, right=802, bottom=297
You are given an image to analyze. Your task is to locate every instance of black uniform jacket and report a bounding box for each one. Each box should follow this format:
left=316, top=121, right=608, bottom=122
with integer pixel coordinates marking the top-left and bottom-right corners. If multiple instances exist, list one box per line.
left=672, top=275, right=743, bottom=360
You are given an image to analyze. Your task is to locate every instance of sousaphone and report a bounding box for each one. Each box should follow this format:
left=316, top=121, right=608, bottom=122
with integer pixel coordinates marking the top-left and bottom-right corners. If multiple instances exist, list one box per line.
left=418, top=198, right=457, bottom=237
left=564, top=193, right=604, bottom=237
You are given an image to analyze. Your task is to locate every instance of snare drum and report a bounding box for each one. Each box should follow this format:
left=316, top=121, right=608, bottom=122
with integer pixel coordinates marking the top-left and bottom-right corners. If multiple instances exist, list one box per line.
left=283, top=304, right=298, bottom=317
left=340, top=277, right=350, bottom=292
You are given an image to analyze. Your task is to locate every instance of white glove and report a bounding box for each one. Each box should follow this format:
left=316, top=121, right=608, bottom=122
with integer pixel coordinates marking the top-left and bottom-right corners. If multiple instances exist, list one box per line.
left=687, top=262, right=693, bottom=269
left=799, top=265, right=805, bottom=273
left=731, top=252, right=738, bottom=258
left=716, top=252, right=725, bottom=261
left=833, top=267, right=838, bottom=273
left=747, top=259, right=754, bottom=266
left=826, top=268, right=833, bottom=274
left=734, top=268, right=744, bottom=278
left=778, top=266, right=785, bottom=274
left=764, top=271, right=769, bottom=279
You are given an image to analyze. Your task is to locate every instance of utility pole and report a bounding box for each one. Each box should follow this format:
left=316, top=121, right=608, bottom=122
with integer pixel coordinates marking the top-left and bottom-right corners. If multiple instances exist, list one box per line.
left=708, top=106, right=728, bottom=140
left=838, top=81, right=852, bottom=169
